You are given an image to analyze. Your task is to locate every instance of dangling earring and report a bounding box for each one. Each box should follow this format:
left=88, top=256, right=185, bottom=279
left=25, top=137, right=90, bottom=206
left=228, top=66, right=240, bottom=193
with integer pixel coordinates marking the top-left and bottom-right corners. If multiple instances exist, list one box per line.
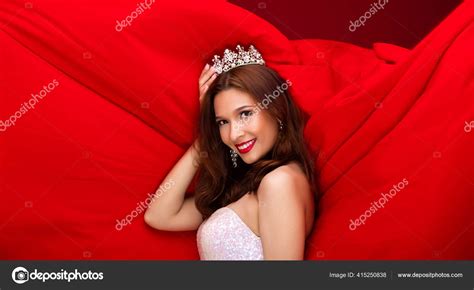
left=230, top=149, right=238, bottom=168
left=278, top=118, right=283, bottom=131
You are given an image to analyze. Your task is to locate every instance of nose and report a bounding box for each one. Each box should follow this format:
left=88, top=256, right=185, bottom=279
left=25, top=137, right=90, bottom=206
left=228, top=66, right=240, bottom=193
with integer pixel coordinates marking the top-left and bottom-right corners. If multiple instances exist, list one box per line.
left=229, top=120, right=244, bottom=144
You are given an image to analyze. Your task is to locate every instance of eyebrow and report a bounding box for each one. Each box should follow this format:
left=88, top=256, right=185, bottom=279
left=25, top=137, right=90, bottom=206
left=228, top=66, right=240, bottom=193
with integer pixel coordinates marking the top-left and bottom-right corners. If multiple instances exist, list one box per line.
left=215, top=105, right=254, bottom=120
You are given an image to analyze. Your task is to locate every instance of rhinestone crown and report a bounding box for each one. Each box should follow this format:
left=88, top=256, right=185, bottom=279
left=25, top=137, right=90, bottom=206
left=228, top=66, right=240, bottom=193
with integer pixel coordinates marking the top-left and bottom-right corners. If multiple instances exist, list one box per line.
left=211, top=45, right=265, bottom=75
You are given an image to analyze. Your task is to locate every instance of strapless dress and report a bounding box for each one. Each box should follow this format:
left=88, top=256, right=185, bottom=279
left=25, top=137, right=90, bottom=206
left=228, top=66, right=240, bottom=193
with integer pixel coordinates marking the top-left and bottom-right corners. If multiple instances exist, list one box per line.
left=197, top=207, right=264, bottom=260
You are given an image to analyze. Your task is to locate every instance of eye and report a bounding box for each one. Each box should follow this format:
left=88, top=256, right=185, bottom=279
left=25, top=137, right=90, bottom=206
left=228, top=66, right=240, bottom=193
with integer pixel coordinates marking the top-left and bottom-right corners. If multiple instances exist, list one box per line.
left=216, top=120, right=227, bottom=126
left=240, top=110, right=253, bottom=118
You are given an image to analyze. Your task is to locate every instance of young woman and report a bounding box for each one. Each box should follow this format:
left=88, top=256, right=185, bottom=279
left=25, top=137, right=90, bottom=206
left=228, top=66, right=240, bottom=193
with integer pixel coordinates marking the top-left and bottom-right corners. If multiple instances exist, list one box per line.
left=145, top=45, right=316, bottom=260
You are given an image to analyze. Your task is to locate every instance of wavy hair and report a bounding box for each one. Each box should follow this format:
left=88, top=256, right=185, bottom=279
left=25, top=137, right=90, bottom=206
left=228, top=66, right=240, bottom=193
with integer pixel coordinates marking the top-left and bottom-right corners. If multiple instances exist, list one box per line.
left=195, top=64, right=317, bottom=220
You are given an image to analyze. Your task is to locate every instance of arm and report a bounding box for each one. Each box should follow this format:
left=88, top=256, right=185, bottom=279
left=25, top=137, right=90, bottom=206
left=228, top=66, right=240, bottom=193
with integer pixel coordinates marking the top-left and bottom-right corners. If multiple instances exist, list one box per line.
left=258, top=167, right=307, bottom=260
left=144, top=64, right=217, bottom=231
left=144, top=141, right=203, bottom=231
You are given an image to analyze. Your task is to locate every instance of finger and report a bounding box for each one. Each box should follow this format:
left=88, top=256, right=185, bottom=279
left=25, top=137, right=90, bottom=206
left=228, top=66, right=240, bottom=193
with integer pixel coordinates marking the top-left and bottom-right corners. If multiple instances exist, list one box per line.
left=199, top=70, right=214, bottom=87
left=200, top=85, right=208, bottom=97
left=199, top=64, right=210, bottom=78
left=204, top=73, right=217, bottom=87
left=199, top=66, right=215, bottom=87
left=199, top=84, right=205, bottom=94
left=199, top=64, right=213, bottom=81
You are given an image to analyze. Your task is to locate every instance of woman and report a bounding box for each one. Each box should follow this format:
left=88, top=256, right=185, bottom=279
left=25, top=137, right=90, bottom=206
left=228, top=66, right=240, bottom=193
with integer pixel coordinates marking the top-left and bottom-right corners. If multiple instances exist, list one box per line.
left=144, top=45, right=316, bottom=260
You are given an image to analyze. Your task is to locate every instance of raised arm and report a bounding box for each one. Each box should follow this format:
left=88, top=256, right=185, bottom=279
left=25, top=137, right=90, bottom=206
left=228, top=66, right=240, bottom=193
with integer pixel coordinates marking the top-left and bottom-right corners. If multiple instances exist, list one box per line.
left=144, top=141, right=203, bottom=231
left=144, top=64, right=216, bottom=231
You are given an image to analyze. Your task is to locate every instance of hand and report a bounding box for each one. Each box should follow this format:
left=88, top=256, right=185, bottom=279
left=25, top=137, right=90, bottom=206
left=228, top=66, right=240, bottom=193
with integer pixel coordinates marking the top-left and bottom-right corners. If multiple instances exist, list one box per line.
left=190, top=140, right=202, bottom=168
left=198, top=64, right=217, bottom=105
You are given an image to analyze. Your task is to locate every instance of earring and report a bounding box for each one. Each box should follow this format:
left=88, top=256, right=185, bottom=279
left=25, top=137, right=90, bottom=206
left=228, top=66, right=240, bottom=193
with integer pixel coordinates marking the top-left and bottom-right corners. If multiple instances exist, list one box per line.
left=230, top=149, right=238, bottom=168
left=278, top=119, right=283, bottom=131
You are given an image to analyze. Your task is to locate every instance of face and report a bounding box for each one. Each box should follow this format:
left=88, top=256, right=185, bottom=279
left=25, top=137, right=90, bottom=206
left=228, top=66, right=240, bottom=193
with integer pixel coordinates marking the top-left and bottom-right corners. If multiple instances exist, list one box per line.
left=214, top=88, right=279, bottom=164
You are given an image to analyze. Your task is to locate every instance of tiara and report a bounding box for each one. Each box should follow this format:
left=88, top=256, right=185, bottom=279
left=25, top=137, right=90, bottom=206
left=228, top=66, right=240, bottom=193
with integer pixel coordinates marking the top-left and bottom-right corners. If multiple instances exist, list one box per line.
left=211, top=45, right=265, bottom=75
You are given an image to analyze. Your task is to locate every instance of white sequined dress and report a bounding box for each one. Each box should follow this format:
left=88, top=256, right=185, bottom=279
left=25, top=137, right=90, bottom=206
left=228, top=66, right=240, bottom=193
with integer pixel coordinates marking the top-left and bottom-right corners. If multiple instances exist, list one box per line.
left=197, top=207, right=264, bottom=260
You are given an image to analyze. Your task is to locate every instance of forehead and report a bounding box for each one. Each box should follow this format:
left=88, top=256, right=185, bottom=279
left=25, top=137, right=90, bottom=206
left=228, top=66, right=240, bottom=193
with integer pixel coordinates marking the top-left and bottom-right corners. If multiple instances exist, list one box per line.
left=214, top=88, right=255, bottom=115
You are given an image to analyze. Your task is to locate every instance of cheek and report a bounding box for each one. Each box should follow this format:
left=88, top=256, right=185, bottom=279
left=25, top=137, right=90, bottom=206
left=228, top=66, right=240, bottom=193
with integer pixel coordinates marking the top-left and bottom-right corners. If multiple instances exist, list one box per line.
left=255, top=116, right=267, bottom=131
left=252, top=114, right=273, bottom=134
left=254, top=117, right=278, bottom=145
left=219, top=126, right=229, bottom=144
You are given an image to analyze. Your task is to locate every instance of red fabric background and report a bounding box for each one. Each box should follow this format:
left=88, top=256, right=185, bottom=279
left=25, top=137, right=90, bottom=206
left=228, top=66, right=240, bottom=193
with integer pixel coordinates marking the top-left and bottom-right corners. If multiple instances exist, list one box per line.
left=231, top=0, right=462, bottom=49
left=0, top=0, right=472, bottom=259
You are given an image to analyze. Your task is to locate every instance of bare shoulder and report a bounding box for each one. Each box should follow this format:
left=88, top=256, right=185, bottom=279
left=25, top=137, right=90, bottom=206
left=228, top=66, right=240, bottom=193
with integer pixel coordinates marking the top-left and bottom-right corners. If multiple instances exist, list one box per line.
left=257, top=161, right=315, bottom=240
left=260, top=162, right=309, bottom=187
left=257, top=162, right=311, bottom=203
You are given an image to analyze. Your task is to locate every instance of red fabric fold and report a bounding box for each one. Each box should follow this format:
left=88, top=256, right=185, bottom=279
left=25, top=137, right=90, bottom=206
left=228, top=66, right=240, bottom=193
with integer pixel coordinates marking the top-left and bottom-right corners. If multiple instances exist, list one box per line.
left=0, top=0, right=472, bottom=259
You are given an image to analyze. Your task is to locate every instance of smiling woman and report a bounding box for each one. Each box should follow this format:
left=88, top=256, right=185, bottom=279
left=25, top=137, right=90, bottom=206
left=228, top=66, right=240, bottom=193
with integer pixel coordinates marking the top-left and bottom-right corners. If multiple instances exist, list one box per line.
left=195, top=46, right=317, bottom=259
left=197, top=61, right=316, bottom=215
left=145, top=45, right=317, bottom=260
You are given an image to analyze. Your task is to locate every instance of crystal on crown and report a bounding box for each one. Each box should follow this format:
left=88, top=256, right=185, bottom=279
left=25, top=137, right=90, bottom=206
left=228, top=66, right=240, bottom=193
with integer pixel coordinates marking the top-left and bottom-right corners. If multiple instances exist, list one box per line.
left=212, top=45, right=265, bottom=75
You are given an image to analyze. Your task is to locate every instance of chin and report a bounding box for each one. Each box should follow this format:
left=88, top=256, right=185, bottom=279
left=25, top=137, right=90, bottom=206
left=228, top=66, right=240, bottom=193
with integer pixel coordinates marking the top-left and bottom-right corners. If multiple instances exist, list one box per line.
left=241, top=155, right=259, bottom=164
left=240, top=149, right=270, bottom=164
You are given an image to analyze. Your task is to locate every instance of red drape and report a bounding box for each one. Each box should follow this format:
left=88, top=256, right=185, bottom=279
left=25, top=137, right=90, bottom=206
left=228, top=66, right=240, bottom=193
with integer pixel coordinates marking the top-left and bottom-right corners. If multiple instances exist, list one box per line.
left=0, top=0, right=472, bottom=259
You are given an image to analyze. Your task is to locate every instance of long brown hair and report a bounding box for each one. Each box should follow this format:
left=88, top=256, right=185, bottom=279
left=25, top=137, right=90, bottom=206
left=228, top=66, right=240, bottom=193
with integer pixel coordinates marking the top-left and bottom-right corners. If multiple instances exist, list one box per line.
left=195, top=64, right=316, bottom=220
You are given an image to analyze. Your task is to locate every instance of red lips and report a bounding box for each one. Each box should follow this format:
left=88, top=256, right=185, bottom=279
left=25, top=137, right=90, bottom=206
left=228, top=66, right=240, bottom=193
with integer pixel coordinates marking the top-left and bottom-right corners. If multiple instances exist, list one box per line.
left=235, top=138, right=256, bottom=154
